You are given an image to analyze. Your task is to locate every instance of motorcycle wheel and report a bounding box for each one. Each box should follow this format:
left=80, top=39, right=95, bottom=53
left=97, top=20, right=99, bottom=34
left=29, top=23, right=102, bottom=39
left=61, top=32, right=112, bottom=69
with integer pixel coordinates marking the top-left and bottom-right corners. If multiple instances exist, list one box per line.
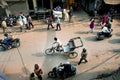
left=96, top=35, right=104, bottom=40
left=13, top=40, right=20, bottom=48
left=69, top=52, right=78, bottom=59
left=45, top=48, right=54, bottom=55
left=0, top=44, right=7, bottom=51
left=48, top=71, right=56, bottom=78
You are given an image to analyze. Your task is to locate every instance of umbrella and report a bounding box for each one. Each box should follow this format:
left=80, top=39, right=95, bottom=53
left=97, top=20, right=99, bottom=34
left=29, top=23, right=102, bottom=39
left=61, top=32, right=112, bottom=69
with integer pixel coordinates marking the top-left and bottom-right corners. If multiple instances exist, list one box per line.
left=104, top=0, right=120, bottom=5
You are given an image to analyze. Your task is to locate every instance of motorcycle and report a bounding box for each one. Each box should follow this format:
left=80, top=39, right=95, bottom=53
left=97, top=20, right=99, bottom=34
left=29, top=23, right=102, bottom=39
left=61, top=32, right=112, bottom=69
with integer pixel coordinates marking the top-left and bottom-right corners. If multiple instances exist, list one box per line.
left=48, top=62, right=76, bottom=79
left=96, top=29, right=113, bottom=40
left=45, top=37, right=83, bottom=59
left=0, top=38, right=20, bottom=50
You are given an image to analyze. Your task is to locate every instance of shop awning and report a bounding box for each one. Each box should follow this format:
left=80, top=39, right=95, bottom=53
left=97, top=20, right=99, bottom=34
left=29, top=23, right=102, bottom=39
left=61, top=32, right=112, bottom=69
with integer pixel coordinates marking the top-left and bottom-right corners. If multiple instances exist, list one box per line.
left=104, top=0, right=120, bottom=5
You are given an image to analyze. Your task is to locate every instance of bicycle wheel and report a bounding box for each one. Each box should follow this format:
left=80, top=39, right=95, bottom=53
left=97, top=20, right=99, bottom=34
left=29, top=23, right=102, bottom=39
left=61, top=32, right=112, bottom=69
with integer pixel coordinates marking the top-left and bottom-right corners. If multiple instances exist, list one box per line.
left=45, top=48, right=54, bottom=55
left=69, top=52, right=78, bottom=59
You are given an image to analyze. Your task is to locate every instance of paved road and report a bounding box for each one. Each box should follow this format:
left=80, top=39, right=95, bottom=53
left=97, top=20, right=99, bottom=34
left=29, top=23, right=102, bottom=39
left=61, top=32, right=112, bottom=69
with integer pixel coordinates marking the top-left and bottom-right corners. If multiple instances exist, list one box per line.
left=0, top=11, right=120, bottom=80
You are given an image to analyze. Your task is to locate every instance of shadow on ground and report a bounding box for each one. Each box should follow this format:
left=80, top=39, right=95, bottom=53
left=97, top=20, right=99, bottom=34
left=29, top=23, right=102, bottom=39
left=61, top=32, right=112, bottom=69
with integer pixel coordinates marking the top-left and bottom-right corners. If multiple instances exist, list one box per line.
left=115, top=23, right=120, bottom=27
left=108, top=39, right=120, bottom=44
left=75, top=31, right=87, bottom=34
left=85, top=36, right=97, bottom=41
left=115, top=32, right=120, bottom=37
left=32, top=52, right=46, bottom=57
left=33, top=27, right=48, bottom=32
left=110, top=48, right=120, bottom=53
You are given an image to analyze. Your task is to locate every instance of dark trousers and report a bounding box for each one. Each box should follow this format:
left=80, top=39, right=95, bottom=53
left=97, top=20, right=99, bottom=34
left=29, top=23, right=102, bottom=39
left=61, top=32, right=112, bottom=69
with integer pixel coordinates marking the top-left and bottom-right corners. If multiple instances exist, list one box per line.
left=47, top=24, right=54, bottom=30
left=56, top=24, right=61, bottom=30
left=69, top=16, right=72, bottom=22
left=37, top=75, right=42, bottom=80
left=78, top=58, right=88, bottom=65
left=28, top=22, right=34, bottom=29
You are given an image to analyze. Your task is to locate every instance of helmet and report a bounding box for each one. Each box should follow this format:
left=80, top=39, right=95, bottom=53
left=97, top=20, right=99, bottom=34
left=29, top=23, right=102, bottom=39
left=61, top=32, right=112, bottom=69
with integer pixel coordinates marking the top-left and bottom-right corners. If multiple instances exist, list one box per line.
left=54, top=37, right=57, bottom=41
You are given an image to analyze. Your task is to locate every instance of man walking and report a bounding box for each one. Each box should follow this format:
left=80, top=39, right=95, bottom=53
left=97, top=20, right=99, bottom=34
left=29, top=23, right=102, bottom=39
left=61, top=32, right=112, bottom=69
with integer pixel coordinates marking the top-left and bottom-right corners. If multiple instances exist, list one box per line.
left=87, top=19, right=95, bottom=33
left=78, top=48, right=88, bottom=65
left=47, top=15, right=54, bottom=30
left=55, top=17, right=61, bottom=31
left=27, top=15, right=34, bottom=29
left=1, top=19, right=7, bottom=33
left=68, top=6, right=73, bottom=22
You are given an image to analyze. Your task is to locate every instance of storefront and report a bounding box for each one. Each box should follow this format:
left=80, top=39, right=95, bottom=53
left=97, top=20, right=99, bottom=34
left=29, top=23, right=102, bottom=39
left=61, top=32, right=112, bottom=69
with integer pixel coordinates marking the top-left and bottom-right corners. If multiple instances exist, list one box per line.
left=98, top=0, right=120, bottom=15
left=27, top=0, right=75, bottom=11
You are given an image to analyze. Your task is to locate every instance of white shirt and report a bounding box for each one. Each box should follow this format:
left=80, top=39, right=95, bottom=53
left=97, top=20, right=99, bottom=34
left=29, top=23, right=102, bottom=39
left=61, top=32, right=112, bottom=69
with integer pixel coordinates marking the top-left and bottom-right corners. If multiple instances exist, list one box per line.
left=102, top=26, right=110, bottom=33
left=52, top=39, right=62, bottom=48
left=22, top=16, right=27, bottom=24
left=56, top=18, right=60, bottom=24
left=18, top=16, right=23, bottom=26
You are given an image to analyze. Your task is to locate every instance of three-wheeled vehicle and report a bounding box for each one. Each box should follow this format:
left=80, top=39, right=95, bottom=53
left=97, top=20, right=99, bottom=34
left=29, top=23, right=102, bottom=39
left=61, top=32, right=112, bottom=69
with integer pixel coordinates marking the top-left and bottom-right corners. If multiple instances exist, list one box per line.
left=45, top=37, right=83, bottom=59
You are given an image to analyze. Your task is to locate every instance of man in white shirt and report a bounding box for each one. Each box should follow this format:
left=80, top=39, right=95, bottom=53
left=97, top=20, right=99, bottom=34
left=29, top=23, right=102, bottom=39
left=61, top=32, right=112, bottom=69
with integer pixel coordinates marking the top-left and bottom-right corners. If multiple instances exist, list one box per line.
left=55, top=17, right=61, bottom=31
left=102, top=26, right=112, bottom=36
left=102, top=26, right=110, bottom=33
left=52, top=37, right=62, bottom=51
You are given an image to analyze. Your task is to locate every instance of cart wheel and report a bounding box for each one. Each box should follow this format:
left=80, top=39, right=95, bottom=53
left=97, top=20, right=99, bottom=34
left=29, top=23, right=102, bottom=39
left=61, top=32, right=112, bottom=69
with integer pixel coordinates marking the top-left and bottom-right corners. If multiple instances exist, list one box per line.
left=69, top=52, right=78, bottom=59
left=45, top=48, right=54, bottom=55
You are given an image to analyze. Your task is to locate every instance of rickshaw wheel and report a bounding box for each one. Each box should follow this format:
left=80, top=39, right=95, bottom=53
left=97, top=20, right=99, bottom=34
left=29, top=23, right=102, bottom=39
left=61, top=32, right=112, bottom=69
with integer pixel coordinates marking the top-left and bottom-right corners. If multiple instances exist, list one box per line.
left=69, top=52, right=78, bottom=59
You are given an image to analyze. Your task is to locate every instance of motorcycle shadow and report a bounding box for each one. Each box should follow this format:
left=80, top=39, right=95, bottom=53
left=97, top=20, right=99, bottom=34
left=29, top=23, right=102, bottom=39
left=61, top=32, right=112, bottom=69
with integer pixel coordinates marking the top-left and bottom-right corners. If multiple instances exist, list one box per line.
left=85, top=36, right=98, bottom=41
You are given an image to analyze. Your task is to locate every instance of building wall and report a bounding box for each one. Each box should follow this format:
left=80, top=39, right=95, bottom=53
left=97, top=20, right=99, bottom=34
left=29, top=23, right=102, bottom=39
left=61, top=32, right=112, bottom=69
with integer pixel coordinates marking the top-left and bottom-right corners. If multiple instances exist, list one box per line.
left=8, top=1, right=28, bottom=15
left=3, top=0, right=76, bottom=16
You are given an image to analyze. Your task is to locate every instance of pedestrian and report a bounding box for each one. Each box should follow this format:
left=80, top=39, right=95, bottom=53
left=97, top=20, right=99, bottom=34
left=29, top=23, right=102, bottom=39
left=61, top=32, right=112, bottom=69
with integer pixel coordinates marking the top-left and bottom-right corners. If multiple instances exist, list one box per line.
left=34, top=64, right=43, bottom=80
left=94, top=9, right=97, bottom=18
left=21, top=15, right=29, bottom=30
left=29, top=72, right=35, bottom=80
left=63, top=9, right=69, bottom=21
left=17, top=15, right=24, bottom=32
left=87, top=19, right=95, bottom=33
left=78, top=48, right=88, bottom=65
left=46, top=15, right=54, bottom=30
left=102, top=14, right=107, bottom=26
left=1, top=19, right=7, bottom=33
left=27, top=15, right=34, bottom=30
left=68, top=6, right=73, bottom=22
left=55, top=17, right=61, bottom=31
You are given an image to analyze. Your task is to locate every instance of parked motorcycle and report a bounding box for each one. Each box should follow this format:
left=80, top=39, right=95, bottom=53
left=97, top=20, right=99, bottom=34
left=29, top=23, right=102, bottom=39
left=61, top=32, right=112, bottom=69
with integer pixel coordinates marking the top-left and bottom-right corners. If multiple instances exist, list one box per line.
left=48, top=62, right=76, bottom=79
left=96, top=29, right=113, bottom=40
left=0, top=38, right=20, bottom=50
